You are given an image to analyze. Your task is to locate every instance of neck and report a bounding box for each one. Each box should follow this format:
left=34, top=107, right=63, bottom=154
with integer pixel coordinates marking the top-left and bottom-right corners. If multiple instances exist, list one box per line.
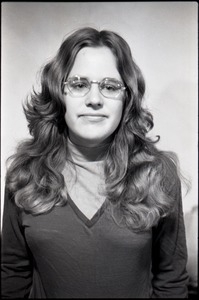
left=67, top=137, right=110, bottom=162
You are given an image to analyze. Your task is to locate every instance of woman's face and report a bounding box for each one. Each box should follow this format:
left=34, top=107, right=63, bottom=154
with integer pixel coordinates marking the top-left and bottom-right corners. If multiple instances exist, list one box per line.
left=63, top=46, right=125, bottom=147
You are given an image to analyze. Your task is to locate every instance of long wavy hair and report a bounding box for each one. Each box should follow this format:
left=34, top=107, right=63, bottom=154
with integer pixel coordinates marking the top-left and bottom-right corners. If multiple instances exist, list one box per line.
left=6, top=27, right=183, bottom=231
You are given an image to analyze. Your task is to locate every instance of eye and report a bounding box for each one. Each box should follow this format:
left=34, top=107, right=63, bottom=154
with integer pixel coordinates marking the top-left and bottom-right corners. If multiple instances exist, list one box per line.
left=72, top=81, right=87, bottom=88
left=73, top=82, right=87, bottom=89
left=104, top=83, right=118, bottom=91
left=69, top=79, right=89, bottom=91
left=101, top=80, right=121, bottom=92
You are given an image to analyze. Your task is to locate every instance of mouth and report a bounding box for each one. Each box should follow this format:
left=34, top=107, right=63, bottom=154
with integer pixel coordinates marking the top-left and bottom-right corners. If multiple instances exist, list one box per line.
left=79, top=114, right=108, bottom=122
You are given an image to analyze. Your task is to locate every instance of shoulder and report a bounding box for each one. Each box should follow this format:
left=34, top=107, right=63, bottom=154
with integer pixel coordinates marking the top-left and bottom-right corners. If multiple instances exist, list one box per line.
left=4, top=185, right=20, bottom=211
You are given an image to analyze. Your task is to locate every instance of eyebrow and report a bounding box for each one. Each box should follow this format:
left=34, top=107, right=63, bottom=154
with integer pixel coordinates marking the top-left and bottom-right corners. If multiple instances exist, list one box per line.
left=69, top=75, right=123, bottom=81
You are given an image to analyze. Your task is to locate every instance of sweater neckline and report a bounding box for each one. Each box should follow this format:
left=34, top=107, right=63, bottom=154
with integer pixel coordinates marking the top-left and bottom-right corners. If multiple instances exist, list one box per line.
left=67, top=193, right=109, bottom=228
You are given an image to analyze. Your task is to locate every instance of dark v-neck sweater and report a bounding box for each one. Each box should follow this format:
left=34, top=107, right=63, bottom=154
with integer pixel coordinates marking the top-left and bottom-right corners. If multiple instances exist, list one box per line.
left=1, top=141, right=189, bottom=298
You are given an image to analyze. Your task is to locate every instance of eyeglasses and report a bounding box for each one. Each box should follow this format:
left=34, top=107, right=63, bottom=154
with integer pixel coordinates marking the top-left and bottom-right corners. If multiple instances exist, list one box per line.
left=63, top=75, right=126, bottom=99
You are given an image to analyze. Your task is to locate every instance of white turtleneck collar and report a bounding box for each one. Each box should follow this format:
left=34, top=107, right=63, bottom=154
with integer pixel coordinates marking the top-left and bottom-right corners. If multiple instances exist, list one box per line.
left=63, top=138, right=109, bottom=220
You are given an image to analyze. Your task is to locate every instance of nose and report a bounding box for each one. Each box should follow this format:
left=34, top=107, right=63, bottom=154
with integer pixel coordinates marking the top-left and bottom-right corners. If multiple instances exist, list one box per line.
left=85, top=83, right=104, bottom=107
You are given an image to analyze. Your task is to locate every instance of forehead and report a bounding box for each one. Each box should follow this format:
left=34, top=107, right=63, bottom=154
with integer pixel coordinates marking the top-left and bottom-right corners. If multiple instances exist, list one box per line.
left=68, top=46, right=121, bottom=80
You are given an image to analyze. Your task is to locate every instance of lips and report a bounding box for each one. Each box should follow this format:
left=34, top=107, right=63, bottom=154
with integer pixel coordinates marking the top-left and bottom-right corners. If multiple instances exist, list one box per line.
left=79, top=114, right=107, bottom=118
left=79, top=114, right=107, bottom=122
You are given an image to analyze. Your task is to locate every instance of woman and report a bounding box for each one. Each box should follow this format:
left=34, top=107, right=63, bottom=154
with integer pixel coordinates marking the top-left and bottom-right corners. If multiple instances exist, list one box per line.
left=1, top=27, right=189, bottom=298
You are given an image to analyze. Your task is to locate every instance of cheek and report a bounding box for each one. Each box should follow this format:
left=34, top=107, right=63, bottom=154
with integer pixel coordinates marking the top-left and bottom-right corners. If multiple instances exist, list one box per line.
left=111, top=103, right=124, bottom=126
left=64, top=100, right=77, bottom=124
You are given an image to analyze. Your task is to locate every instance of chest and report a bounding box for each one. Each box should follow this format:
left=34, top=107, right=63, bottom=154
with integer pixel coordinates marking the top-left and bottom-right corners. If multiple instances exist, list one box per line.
left=22, top=203, right=153, bottom=298
left=22, top=203, right=152, bottom=267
